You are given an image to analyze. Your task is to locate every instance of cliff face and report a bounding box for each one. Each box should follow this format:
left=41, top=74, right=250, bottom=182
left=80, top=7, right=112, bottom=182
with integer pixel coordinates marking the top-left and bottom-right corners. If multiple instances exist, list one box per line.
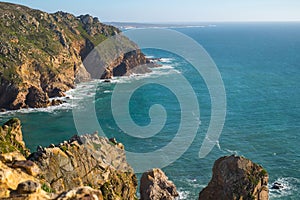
left=199, top=155, right=269, bottom=200
left=0, top=2, right=151, bottom=110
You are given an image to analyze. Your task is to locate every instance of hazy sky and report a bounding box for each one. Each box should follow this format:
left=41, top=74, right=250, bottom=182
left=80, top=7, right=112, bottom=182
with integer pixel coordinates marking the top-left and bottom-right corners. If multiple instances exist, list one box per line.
left=2, top=0, right=300, bottom=23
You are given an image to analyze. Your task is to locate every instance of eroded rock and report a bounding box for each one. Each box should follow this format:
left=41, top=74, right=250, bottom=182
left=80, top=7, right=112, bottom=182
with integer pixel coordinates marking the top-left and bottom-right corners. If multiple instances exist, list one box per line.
left=198, top=155, right=269, bottom=200
left=28, top=133, right=137, bottom=199
left=140, top=168, right=178, bottom=200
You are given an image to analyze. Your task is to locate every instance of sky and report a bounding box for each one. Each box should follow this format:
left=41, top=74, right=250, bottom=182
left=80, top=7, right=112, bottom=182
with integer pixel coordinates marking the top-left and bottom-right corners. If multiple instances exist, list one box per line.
left=2, top=0, right=300, bottom=23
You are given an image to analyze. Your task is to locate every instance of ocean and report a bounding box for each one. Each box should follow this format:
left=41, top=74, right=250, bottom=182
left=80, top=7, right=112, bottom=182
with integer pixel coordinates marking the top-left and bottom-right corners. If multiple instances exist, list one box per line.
left=1, top=22, right=300, bottom=199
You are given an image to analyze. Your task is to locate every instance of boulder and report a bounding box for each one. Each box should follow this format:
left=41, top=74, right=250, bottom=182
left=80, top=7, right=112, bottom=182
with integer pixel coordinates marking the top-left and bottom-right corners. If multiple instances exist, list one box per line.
left=12, top=160, right=40, bottom=177
left=140, top=168, right=178, bottom=200
left=198, top=155, right=269, bottom=200
left=15, top=180, right=40, bottom=194
left=25, top=86, right=49, bottom=108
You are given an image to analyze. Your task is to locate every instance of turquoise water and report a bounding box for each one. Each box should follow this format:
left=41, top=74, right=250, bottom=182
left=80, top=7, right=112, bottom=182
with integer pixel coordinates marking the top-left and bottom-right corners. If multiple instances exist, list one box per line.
left=1, top=23, right=300, bottom=199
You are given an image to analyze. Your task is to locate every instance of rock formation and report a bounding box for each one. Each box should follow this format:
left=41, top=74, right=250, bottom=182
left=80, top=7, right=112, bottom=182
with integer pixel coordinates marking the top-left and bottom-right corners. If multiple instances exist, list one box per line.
left=0, top=118, right=30, bottom=156
left=0, top=2, right=153, bottom=110
left=198, top=155, right=269, bottom=200
left=28, top=133, right=137, bottom=199
left=0, top=119, right=137, bottom=199
left=140, top=168, right=178, bottom=200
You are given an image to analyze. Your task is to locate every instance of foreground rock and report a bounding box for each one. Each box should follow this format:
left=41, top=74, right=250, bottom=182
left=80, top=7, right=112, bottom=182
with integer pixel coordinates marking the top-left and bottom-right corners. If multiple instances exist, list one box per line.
left=29, top=133, right=137, bottom=199
left=0, top=2, right=153, bottom=110
left=199, top=155, right=269, bottom=200
left=0, top=118, right=30, bottom=156
left=0, top=119, right=137, bottom=199
left=140, top=168, right=178, bottom=200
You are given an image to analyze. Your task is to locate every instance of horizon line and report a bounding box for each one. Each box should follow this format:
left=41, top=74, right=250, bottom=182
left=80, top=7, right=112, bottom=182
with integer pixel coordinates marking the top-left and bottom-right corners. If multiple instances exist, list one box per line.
left=105, top=20, right=300, bottom=24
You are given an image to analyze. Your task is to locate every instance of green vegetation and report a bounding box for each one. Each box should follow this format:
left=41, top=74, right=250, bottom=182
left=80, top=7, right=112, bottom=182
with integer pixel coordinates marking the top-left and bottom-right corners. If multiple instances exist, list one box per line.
left=0, top=2, right=120, bottom=86
left=60, top=145, right=68, bottom=152
left=0, top=118, right=30, bottom=156
left=41, top=183, right=54, bottom=193
left=260, top=168, right=267, bottom=176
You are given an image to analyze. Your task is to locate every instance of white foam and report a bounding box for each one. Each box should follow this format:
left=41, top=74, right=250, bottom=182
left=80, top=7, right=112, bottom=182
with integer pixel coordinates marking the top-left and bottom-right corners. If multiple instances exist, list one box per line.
left=224, top=148, right=239, bottom=155
left=159, top=58, right=173, bottom=63
left=0, top=62, right=180, bottom=115
left=0, top=102, right=74, bottom=116
left=157, top=65, right=174, bottom=69
left=145, top=55, right=154, bottom=59
left=176, top=189, right=190, bottom=200
left=269, top=177, right=300, bottom=198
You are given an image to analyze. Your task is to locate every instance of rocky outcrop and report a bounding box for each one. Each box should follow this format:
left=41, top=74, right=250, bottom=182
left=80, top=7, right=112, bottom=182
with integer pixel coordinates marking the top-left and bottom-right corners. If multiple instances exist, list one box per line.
left=0, top=118, right=30, bottom=156
left=28, top=133, right=137, bottom=199
left=0, top=118, right=137, bottom=199
left=140, top=168, right=178, bottom=200
left=198, top=155, right=269, bottom=200
left=101, top=50, right=153, bottom=79
left=0, top=2, right=152, bottom=110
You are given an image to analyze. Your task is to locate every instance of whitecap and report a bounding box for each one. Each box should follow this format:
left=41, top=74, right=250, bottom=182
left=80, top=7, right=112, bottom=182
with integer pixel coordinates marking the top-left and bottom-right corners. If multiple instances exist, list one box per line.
left=269, top=177, right=300, bottom=199
left=159, top=58, right=173, bottom=63
left=176, top=189, right=190, bottom=200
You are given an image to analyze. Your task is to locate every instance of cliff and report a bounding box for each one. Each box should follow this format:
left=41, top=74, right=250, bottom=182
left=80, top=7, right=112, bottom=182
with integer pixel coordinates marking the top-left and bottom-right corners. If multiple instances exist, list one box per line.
left=0, top=2, right=152, bottom=110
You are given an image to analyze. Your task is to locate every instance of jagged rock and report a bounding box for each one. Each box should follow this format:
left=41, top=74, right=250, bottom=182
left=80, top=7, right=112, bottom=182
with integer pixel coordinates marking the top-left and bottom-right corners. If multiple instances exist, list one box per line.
left=140, top=168, right=178, bottom=200
left=55, top=186, right=104, bottom=200
left=12, top=160, right=40, bottom=177
left=0, top=160, right=40, bottom=198
left=100, top=50, right=153, bottom=79
left=271, top=182, right=284, bottom=190
left=50, top=99, right=63, bottom=106
left=0, top=118, right=30, bottom=156
left=198, top=155, right=269, bottom=200
left=0, top=118, right=138, bottom=199
left=28, top=133, right=137, bottom=199
left=0, top=152, right=26, bottom=163
left=25, top=86, right=49, bottom=108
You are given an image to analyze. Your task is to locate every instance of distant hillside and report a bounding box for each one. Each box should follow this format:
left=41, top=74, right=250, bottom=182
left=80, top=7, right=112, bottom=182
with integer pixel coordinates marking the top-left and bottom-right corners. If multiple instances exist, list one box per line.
left=0, top=2, right=151, bottom=110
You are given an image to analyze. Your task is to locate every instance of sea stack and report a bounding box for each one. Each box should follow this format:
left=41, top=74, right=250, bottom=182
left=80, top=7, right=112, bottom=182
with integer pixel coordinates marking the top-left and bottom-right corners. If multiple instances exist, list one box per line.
left=199, top=155, right=269, bottom=200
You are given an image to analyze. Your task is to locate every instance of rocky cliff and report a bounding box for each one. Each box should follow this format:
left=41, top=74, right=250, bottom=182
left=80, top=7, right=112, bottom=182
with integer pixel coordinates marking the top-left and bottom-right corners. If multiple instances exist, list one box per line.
left=0, top=118, right=138, bottom=199
left=0, top=2, right=152, bottom=110
left=199, top=155, right=269, bottom=200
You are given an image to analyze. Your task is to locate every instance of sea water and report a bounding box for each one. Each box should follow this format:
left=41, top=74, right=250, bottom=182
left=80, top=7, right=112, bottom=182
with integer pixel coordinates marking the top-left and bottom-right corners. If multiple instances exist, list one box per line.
left=1, top=23, right=300, bottom=199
